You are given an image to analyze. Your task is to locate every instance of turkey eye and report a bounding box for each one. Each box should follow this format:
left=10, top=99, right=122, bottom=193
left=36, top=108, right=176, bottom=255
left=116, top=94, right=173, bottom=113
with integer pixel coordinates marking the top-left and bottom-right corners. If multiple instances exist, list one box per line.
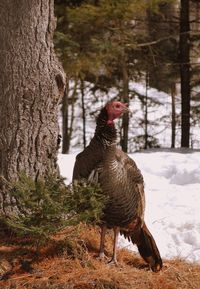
left=115, top=104, right=120, bottom=109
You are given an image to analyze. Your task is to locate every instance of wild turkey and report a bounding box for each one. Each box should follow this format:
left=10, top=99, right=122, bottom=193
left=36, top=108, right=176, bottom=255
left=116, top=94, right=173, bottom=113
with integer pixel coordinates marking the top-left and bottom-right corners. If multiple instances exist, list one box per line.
left=73, top=101, right=162, bottom=272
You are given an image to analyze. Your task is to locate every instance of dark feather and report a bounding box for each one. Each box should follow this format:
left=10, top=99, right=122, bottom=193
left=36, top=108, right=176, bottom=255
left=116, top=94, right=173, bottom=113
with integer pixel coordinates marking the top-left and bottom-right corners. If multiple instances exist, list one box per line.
left=132, top=222, right=163, bottom=272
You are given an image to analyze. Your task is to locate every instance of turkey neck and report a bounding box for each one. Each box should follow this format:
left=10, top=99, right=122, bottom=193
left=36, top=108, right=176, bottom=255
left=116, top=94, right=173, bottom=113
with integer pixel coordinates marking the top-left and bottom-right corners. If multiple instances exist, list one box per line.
left=94, top=107, right=117, bottom=148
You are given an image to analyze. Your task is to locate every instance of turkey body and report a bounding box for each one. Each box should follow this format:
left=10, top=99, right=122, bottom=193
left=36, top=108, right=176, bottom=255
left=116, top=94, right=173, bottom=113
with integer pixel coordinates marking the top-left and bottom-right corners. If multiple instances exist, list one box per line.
left=73, top=143, right=144, bottom=228
left=72, top=104, right=162, bottom=272
left=99, top=146, right=145, bottom=229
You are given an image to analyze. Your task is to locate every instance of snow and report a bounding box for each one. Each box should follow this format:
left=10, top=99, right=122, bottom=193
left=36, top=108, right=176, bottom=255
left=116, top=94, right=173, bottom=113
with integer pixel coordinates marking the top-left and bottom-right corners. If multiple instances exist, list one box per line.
left=57, top=150, right=200, bottom=264
left=63, top=81, right=200, bottom=151
left=58, top=154, right=76, bottom=182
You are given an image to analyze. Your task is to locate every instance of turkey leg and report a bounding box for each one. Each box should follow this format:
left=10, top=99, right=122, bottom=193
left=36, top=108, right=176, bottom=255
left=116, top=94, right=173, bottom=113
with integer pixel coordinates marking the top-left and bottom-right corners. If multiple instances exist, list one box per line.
left=99, top=224, right=107, bottom=259
left=109, top=226, right=120, bottom=265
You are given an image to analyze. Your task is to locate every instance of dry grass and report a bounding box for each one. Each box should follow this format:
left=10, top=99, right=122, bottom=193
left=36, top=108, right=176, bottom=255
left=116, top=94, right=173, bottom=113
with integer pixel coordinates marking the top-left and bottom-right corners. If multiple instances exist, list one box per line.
left=0, top=224, right=200, bottom=289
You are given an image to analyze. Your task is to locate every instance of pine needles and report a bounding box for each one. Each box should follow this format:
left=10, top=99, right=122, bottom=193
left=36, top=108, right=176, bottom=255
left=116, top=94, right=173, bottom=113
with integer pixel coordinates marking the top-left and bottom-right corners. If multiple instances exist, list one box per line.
left=0, top=174, right=106, bottom=246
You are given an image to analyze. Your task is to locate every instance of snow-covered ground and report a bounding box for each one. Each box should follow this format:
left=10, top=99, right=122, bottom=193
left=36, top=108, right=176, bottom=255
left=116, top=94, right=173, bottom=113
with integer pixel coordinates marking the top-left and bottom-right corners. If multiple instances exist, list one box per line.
left=58, top=150, right=200, bottom=264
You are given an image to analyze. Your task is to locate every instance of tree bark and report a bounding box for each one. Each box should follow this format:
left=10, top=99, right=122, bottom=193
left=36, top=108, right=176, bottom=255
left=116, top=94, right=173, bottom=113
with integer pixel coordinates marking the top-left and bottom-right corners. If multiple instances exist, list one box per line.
left=180, top=0, right=191, bottom=147
left=0, top=0, right=65, bottom=213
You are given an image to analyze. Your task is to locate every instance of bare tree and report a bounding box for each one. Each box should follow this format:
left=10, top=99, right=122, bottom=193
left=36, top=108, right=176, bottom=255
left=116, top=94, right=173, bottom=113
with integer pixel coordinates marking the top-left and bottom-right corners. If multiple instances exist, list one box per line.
left=144, top=70, right=149, bottom=149
left=80, top=79, right=86, bottom=149
left=120, top=58, right=129, bottom=153
left=62, top=80, right=77, bottom=153
left=171, top=83, right=176, bottom=148
left=179, top=0, right=191, bottom=147
left=0, top=0, right=65, bottom=214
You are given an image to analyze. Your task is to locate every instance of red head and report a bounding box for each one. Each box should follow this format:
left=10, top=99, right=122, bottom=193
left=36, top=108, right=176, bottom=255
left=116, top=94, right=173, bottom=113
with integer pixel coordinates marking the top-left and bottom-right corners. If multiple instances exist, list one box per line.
left=106, top=101, right=129, bottom=125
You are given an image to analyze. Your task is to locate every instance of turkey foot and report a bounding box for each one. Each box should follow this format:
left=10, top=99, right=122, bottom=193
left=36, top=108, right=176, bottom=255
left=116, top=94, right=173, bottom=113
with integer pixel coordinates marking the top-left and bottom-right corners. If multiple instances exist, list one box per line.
left=108, top=257, right=118, bottom=266
left=97, top=252, right=109, bottom=261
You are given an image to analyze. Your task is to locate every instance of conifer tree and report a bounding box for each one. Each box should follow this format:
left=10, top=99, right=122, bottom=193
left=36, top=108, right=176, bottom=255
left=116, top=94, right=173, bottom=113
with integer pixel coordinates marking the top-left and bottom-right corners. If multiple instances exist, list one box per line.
left=0, top=0, right=65, bottom=215
left=55, top=0, right=167, bottom=152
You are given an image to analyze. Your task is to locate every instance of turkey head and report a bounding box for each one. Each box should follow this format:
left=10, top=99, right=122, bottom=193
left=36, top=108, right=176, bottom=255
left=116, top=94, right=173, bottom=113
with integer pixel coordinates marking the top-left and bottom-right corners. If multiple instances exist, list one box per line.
left=106, top=101, right=129, bottom=124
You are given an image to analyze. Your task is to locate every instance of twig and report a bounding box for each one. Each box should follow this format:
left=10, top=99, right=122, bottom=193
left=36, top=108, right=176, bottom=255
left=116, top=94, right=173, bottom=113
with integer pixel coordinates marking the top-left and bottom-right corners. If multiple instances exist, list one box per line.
left=9, top=274, right=32, bottom=281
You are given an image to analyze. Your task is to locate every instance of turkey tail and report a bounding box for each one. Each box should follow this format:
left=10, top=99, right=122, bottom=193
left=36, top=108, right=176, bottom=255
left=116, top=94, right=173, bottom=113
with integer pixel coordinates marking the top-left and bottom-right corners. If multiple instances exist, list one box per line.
left=131, top=222, right=162, bottom=272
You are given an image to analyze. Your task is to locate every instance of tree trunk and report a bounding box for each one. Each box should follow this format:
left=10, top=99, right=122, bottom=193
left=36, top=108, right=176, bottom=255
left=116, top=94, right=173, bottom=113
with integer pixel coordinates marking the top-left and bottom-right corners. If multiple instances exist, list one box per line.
left=171, top=83, right=176, bottom=148
left=62, top=79, right=77, bottom=154
left=180, top=0, right=191, bottom=147
left=144, top=71, right=149, bottom=149
left=80, top=79, right=86, bottom=149
left=0, top=0, right=65, bottom=213
left=62, top=81, right=70, bottom=154
left=120, top=60, right=129, bottom=153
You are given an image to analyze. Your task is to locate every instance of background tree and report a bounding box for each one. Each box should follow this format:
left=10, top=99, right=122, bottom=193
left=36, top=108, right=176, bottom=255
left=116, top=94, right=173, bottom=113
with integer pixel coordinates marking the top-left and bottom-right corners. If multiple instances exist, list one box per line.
left=142, top=1, right=179, bottom=148
left=179, top=0, right=190, bottom=147
left=189, top=0, right=200, bottom=147
left=0, top=0, right=65, bottom=215
left=61, top=80, right=77, bottom=154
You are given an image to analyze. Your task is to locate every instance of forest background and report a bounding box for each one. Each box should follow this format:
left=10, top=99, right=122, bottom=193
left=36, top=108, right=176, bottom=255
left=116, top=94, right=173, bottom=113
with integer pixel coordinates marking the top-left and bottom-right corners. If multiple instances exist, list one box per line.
left=0, top=1, right=200, bottom=288
left=54, top=0, right=200, bottom=153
